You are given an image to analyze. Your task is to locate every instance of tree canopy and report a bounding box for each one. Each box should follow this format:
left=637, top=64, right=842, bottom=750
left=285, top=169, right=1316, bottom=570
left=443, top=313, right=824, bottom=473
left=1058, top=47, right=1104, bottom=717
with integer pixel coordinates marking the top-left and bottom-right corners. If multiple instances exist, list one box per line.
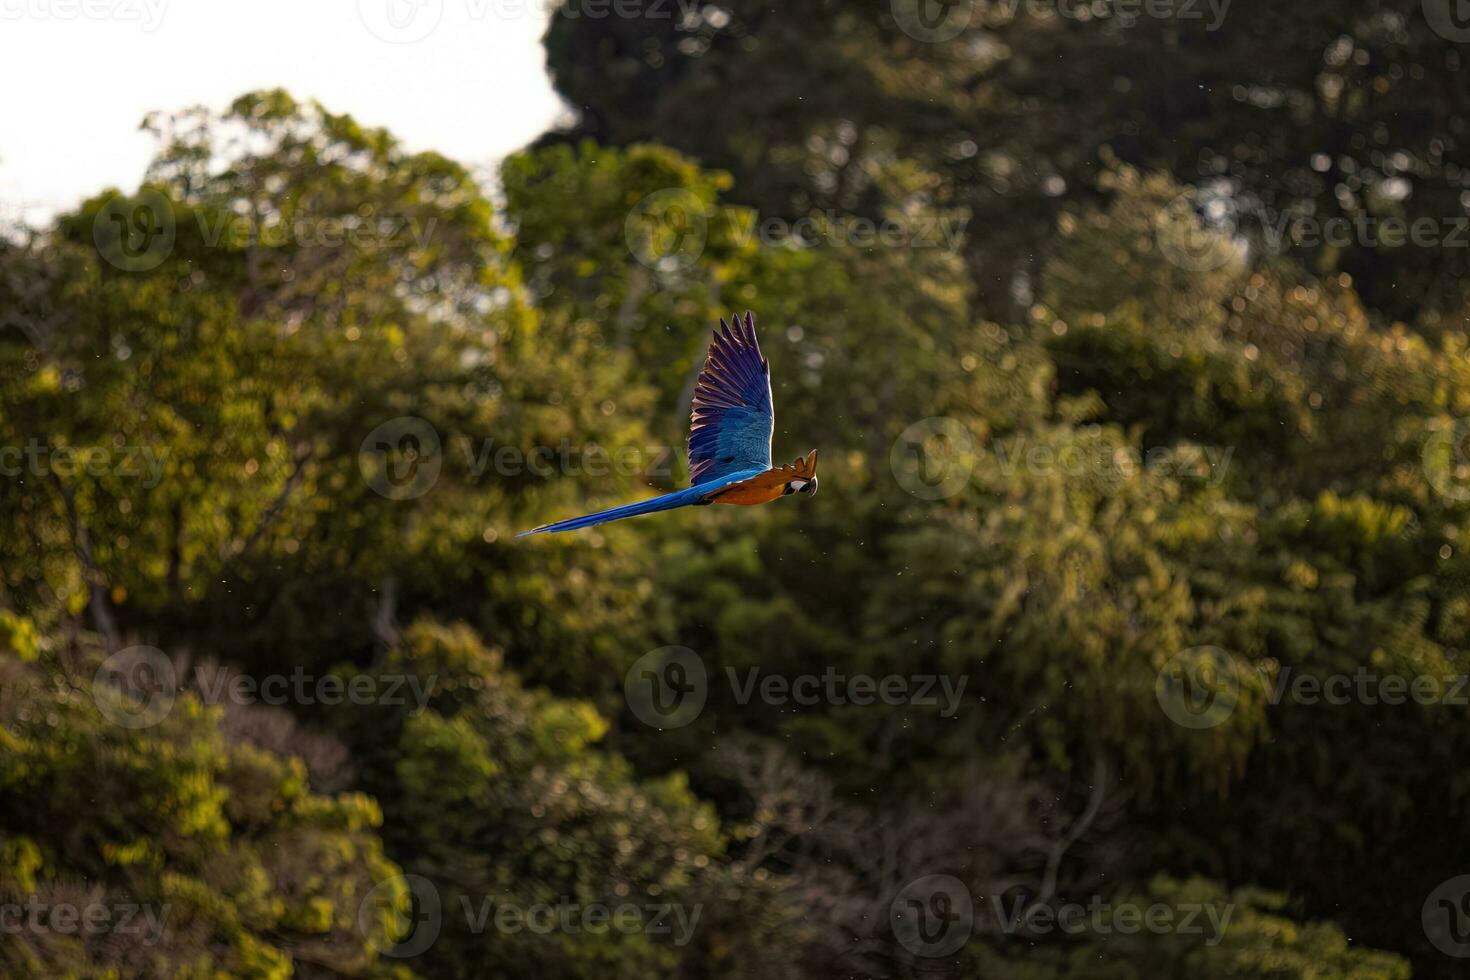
left=5, top=3, right=1470, bottom=973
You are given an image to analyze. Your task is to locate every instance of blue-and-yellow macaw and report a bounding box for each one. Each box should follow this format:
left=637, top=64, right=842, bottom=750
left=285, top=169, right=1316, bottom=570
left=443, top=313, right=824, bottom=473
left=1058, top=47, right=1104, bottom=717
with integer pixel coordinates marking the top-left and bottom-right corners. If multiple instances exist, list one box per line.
left=518, top=311, right=818, bottom=536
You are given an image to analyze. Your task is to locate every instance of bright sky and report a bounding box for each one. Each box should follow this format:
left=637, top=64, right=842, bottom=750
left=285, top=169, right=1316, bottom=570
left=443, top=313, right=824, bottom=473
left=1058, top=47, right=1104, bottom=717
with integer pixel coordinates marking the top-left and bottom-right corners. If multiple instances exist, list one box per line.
left=0, top=0, right=569, bottom=224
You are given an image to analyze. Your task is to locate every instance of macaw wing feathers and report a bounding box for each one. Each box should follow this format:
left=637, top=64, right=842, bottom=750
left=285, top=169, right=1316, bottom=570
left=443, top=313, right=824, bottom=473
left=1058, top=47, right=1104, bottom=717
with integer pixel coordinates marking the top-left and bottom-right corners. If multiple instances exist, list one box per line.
left=688, top=311, right=774, bottom=486
left=519, top=312, right=791, bottom=538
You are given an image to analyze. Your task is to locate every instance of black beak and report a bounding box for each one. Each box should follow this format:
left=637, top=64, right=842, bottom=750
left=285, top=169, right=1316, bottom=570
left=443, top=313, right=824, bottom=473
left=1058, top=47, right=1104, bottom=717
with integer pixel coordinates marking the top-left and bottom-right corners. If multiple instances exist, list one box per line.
left=802, top=476, right=818, bottom=496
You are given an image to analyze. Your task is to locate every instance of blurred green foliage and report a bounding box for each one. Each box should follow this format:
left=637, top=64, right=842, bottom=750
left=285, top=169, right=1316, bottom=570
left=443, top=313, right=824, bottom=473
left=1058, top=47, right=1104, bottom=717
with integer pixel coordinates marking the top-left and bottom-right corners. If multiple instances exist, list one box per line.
left=0, top=634, right=406, bottom=978
left=5, top=8, right=1470, bottom=970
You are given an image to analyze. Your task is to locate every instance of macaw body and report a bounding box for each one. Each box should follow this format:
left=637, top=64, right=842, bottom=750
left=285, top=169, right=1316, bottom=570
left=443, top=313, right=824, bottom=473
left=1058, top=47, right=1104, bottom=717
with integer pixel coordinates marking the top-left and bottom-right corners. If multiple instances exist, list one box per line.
left=518, top=312, right=818, bottom=537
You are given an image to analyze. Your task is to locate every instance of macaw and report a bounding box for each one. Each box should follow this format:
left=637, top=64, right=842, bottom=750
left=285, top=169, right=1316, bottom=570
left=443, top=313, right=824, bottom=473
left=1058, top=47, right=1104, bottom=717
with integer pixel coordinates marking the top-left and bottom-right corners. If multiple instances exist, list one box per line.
left=518, top=311, right=818, bottom=536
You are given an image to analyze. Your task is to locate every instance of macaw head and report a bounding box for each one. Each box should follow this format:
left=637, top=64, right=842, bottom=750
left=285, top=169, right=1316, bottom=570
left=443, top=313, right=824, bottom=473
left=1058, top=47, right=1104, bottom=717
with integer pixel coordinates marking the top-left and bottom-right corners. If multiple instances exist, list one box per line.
left=782, top=449, right=820, bottom=497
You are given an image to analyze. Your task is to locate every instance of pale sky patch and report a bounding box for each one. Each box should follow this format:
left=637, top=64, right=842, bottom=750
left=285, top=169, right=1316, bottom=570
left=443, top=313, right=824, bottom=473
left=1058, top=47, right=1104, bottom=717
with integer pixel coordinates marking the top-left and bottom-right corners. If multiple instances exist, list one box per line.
left=0, top=0, right=570, bottom=224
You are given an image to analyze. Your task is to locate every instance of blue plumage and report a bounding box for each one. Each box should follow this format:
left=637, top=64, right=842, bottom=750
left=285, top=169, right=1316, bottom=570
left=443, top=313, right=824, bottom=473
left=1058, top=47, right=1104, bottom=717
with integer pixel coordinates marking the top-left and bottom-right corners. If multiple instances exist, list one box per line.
left=515, top=467, right=766, bottom=537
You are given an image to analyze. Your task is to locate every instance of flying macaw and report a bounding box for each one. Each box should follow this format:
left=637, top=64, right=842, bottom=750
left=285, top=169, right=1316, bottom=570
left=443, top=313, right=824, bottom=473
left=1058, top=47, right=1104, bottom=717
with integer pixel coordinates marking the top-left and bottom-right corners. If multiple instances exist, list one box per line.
left=518, top=311, right=818, bottom=536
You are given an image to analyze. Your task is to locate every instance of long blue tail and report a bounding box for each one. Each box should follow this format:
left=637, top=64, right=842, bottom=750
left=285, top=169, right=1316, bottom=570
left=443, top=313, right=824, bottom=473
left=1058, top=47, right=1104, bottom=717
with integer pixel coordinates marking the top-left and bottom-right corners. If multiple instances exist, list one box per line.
left=516, top=486, right=706, bottom=537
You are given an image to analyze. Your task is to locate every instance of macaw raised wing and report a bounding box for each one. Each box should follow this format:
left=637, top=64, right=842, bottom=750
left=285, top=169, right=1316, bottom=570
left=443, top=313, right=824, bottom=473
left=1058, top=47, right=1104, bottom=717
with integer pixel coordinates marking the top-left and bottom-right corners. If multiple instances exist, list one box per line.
left=517, top=311, right=818, bottom=537
left=688, top=310, right=774, bottom=484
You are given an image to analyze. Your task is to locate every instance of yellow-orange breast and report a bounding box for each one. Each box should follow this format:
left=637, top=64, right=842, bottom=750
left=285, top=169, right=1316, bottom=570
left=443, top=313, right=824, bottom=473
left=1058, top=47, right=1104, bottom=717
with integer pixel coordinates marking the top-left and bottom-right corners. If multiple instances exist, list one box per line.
left=701, top=451, right=818, bottom=507
left=705, top=469, right=788, bottom=506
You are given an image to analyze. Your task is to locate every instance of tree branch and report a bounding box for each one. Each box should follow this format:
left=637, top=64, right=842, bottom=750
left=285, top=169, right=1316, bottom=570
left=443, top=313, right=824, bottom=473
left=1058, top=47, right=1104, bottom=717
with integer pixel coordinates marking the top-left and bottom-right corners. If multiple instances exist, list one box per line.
left=49, top=473, right=120, bottom=651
